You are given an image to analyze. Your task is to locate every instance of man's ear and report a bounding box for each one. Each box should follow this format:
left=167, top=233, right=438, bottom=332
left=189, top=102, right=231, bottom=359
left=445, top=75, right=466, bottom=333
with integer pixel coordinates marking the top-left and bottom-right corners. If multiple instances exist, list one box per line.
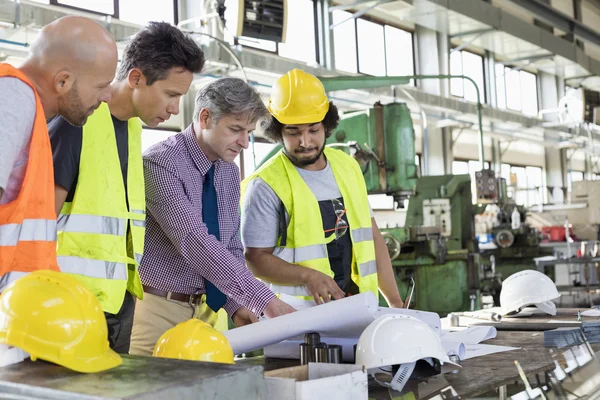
left=199, top=108, right=212, bottom=130
left=127, top=68, right=146, bottom=89
left=53, top=70, right=74, bottom=95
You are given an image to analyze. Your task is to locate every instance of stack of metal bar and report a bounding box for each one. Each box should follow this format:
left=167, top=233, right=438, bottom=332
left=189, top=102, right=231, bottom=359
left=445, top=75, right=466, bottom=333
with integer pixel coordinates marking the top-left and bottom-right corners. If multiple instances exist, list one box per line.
left=544, top=327, right=586, bottom=348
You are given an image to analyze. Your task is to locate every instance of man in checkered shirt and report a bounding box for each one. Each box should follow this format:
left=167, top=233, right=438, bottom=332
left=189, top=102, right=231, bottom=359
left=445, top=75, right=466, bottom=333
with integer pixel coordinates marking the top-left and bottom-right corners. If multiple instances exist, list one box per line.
left=130, top=78, right=295, bottom=356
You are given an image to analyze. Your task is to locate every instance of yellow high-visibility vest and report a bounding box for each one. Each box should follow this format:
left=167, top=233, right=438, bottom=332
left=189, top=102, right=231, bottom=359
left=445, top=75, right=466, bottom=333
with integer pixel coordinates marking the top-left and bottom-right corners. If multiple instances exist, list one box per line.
left=56, top=103, right=145, bottom=314
left=242, top=147, right=378, bottom=300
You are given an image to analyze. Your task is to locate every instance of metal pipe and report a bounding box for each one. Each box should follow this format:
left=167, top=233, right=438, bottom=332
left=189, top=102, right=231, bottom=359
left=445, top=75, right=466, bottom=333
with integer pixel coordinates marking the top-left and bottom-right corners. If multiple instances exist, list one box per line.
left=319, top=74, right=486, bottom=171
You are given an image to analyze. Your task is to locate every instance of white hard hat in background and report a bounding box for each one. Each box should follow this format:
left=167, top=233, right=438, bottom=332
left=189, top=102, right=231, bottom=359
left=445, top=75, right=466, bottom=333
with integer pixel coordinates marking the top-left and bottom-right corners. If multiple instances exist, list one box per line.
left=500, top=270, right=560, bottom=316
left=355, top=314, right=458, bottom=392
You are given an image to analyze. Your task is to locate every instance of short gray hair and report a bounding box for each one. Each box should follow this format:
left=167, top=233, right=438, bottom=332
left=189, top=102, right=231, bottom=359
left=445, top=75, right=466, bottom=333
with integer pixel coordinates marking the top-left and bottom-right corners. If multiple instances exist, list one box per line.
left=193, top=77, right=268, bottom=125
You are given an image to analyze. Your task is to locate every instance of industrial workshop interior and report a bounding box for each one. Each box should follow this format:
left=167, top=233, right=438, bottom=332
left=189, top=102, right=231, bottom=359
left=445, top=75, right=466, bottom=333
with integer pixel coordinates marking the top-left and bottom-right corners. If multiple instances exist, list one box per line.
left=9, top=0, right=600, bottom=398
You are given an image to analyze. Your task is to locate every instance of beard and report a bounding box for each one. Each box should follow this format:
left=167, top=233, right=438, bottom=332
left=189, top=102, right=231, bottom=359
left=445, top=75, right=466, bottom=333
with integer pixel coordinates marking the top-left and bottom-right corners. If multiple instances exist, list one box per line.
left=57, top=82, right=97, bottom=127
left=283, top=143, right=325, bottom=167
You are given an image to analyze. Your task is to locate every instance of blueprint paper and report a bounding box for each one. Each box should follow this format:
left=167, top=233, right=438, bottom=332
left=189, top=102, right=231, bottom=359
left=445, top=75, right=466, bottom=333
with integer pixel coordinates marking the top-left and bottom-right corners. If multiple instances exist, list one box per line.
left=441, top=326, right=497, bottom=345
left=441, top=340, right=466, bottom=359
left=581, top=309, right=600, bottom=317
left=225, top=292, right=441, bottom=354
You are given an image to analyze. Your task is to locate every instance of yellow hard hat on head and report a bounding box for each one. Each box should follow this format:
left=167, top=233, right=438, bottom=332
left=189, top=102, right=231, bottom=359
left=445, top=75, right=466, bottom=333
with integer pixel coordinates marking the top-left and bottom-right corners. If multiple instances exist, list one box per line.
left=268, top=68, right=330, bottom=125
left=153, top=319, right=235, bottom=364
left=0, top=270, right=122, bottom=373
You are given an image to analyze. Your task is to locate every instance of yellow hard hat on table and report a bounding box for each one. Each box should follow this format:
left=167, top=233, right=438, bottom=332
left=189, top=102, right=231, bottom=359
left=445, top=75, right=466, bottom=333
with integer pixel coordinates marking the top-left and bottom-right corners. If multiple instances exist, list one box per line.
left=268, top=68, right=330, bottom=125
left=0, top=270, right=122, bottom=373
left=153, top=319, right=235, bottom=364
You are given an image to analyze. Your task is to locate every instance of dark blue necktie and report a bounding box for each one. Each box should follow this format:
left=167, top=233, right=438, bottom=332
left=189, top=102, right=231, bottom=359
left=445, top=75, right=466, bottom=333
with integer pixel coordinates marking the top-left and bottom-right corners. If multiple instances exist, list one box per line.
left=202, top=165, right=227, bottom=312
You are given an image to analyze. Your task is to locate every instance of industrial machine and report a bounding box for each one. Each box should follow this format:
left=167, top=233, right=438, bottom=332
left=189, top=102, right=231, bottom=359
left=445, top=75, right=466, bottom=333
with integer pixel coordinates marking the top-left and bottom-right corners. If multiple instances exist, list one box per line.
left=474, top=170, right=554, bottom=305
left=257, top=76, right=482, bottom=315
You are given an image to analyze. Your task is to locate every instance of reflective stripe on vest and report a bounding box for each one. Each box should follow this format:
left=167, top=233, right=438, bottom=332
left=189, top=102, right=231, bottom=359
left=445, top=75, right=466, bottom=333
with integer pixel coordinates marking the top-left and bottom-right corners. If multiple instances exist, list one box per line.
left=0, top=219, right=57, bottom=246
left=58, top=256, right=128, bottom=280
left=359, top=260, right=377, bottom=277
left=131, top=209, right=146, bottom=227
left=273, top=244, right=328, bottom=264
left=352, top=227, right=373, bottom=243
left=57, top=214, right=126, bottom=236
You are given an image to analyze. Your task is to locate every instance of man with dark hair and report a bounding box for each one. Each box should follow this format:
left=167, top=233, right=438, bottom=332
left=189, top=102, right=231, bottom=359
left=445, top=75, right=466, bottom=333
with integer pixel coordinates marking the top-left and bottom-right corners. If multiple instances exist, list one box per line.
left=241, top=69, right=405, bottom=308
left=48, top=22, right=205, bottom=353
left=129, top=77, right=294, bottom=356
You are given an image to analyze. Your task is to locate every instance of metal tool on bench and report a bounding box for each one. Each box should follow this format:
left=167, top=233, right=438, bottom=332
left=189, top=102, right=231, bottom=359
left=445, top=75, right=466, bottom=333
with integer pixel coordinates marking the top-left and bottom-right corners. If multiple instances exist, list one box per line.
left=299, top=333, right=343, bottom=364
left=327, top=345, right=342, bottom=364
left=448, top=310, right=502, bottom=327
left=300, top=332, right=321, bottom=365
left=314, top=344, right=328, bottom=363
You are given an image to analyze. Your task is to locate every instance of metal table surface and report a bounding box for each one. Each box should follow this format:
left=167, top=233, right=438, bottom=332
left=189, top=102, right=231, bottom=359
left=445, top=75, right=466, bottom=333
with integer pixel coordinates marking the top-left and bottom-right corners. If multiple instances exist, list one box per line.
left=0, top=354, right=264, bottom=400
left=239, top=310, right=600, bottom=399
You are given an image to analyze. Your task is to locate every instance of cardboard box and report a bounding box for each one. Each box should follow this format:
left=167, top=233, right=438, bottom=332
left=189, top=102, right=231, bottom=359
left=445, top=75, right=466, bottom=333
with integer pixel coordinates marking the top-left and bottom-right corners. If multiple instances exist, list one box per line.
left=264, top=363, right=367, bottom=400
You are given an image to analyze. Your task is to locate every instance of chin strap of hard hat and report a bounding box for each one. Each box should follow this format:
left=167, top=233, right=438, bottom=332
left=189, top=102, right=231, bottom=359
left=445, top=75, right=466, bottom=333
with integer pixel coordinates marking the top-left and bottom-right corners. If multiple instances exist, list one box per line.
left=372, top=361, right=417, bottom=393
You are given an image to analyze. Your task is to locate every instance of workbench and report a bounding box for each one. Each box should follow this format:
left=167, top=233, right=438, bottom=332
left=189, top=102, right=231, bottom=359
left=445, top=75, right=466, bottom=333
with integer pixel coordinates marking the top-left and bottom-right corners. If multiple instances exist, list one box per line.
left=0, top=354, right=264, bottom=399
left=239, top=308, right=600, bottom=398
left=2, top=309, right=600, bottom=399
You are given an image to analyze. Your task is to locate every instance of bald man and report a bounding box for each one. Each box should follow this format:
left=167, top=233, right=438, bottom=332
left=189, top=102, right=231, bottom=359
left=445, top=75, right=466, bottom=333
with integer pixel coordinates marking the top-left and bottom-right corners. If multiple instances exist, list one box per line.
left=0, top=16, right=117, bottom=205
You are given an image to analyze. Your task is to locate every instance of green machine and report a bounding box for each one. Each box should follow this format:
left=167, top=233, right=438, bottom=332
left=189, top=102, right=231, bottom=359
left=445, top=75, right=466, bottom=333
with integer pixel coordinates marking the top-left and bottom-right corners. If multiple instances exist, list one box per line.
left=257, top=75, right=481, bottom=315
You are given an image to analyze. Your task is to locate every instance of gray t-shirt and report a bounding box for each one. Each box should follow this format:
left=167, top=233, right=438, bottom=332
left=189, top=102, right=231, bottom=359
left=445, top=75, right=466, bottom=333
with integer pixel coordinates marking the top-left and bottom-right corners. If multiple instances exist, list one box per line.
left=241, top=161, right=372, bottom=248
left=0, top=77, right=36, bottom=204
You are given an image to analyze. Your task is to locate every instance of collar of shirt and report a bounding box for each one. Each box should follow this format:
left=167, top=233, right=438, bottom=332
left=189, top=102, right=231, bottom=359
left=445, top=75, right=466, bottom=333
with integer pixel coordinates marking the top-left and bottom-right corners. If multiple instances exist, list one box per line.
left=182, top=124, right=222, bottom=175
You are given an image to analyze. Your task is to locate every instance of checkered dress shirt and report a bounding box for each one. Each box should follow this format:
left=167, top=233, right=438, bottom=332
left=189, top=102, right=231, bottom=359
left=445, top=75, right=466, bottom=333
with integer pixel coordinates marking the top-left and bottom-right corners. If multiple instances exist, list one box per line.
left=140, top=124, right=275, bottom=316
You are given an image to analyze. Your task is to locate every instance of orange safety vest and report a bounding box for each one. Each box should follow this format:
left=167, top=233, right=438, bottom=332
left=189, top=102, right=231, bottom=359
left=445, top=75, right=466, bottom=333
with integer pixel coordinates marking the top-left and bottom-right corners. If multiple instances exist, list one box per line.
left=0, top=64, right=59, bottom=288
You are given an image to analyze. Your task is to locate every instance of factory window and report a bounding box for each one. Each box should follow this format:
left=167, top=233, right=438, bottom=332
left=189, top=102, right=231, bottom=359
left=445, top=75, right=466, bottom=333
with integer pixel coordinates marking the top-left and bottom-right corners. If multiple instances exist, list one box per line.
left=452, top=159, right=490, bottom=177
left=357, top=19, right=386, bottom=76
left=53, top=0, right=116, bottom=16
left=450, top=50, right=485, bottom=103
left=495, top=65, right=539, bottom=117
left=385, top=25, right=414, bottom=81
left=333, top=12, right=414, bottom=78
left=570, top=170, right=584, bottom=182
left=500, top=163, right=544, bottom=206
left=332, top=10, right=358, bottom=73
left=277, top=0, right=317, bottom=64
left=119, top=0, right=175, bottom=25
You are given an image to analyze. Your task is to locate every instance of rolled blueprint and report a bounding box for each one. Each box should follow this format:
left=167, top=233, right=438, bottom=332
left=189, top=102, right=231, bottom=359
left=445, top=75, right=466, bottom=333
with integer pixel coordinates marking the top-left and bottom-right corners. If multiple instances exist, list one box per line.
left=225, top=292, right=441, bottom=355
